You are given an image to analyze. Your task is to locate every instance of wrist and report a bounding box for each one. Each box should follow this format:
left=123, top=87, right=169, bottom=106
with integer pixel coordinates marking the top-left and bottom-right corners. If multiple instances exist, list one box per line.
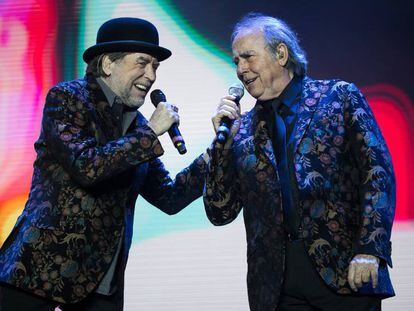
left=147, top=121, right=160, bottom=136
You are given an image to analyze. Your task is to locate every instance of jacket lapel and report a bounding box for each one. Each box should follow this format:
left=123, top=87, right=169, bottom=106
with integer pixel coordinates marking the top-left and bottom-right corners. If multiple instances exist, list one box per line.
left=293, top=78, right=319, bottom=155
left=251, top=105, right=278, bottom=173
left=86, top=75, right=121, bottom=142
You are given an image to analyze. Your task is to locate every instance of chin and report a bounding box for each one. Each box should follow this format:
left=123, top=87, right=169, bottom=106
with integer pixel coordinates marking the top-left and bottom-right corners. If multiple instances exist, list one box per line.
left=126, top=97, right=144, bottom=108
left=251, top=93, right=264, bottom=100
left=246, top=89, right=259, bottom=99
left=247, top=88, right=263, bottom=100
left=257, top=93, right=275, bottom=101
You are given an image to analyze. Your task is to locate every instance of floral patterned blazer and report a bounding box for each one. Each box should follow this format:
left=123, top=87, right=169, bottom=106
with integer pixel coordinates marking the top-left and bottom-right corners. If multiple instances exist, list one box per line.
left=0, top=75, right=206, bottom=304
left=204, top=78, right=395, bottom=311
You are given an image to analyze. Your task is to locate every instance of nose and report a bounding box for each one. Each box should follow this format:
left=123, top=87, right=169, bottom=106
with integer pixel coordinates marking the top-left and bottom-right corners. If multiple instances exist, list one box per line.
left=145, top=64, right=156, bottom=82
left=236, top=59, right=249, bottom=77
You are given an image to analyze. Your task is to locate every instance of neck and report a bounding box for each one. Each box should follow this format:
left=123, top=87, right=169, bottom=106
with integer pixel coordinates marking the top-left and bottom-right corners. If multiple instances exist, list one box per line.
left=278, top=71, right=294, bottom=94
left=100, top=76, right=118, bottom=95
left=266, top=70, right=294, bottom=100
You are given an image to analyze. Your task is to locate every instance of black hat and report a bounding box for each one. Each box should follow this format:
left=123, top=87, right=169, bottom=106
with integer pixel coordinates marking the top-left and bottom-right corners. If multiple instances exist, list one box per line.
left=83, top=17, right=172, bottom=63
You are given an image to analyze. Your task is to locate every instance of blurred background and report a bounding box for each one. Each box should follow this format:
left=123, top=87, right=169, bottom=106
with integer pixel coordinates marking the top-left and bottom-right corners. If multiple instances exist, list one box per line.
left=0, top=0, right=413, bottom=309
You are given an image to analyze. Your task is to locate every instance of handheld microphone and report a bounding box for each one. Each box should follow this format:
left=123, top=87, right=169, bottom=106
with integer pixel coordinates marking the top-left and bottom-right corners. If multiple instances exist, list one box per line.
left=216, top=83, right=244, bottom=144
left=150, top=89, right=187, bottom=154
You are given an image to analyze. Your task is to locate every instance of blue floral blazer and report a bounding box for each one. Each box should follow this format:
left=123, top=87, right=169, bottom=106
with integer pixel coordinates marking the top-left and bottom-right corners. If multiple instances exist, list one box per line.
left=0, top=75, right=206, bottom=304
left=204, top=78, right=395, bottom=311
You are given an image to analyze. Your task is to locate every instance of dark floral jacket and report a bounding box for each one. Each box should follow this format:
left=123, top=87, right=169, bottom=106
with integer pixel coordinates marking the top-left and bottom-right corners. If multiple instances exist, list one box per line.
left=204, top=78, right=395, bottom=311
left=0, top=75, right=206, bottom=304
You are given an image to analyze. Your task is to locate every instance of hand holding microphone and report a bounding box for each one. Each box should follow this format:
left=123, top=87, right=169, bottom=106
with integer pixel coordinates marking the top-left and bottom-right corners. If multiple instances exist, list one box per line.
left=150, top=89, right=187, bottom=154
left=213, top=83, right=244, bottom=144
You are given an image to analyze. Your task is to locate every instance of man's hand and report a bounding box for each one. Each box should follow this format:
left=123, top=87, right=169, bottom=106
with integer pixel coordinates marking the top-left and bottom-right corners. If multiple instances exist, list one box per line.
left=147, top=102, right=179, bottom=136
left=347, top=254, right=379, bottom=291
left=212, top=95, right=241, bottom=147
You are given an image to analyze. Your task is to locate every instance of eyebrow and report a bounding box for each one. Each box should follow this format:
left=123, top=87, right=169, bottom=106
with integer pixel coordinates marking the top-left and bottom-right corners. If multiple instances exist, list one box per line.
left=239, top=50, right=256, bottom=57
left=136, top=56, right=151, bottom=63
left=136, top=56, right=159, bottom=67
left=233, top=50, right=256, bottom=63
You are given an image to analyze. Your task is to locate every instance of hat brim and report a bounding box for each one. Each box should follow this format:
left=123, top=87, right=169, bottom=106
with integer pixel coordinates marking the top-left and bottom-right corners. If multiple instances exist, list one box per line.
left=83, top=40, right=172, bottom=63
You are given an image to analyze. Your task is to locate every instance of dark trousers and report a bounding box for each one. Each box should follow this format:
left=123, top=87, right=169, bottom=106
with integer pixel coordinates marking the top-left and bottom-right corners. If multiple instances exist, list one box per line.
left=278, top=240, right=382, bottom=311
left=0, top=282, right=123, bottom=311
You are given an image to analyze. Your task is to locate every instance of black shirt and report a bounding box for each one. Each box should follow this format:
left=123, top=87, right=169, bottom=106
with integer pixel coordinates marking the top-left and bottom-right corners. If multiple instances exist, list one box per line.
left=257, top=75, right=304, bottom=236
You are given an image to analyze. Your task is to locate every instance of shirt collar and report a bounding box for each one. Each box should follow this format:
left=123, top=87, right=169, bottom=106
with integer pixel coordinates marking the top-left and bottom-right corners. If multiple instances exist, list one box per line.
left=97, top=77, right=138, bottom=114
left=257, top=74, right=303, bottom=113
left=96, top=77, right=117, bottom=107
left=278, top=74, right=303, bottom=110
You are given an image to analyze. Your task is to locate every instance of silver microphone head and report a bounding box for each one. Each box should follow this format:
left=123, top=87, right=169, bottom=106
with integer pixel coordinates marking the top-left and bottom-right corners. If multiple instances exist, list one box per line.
left=228, top=83, right=244, bottom=101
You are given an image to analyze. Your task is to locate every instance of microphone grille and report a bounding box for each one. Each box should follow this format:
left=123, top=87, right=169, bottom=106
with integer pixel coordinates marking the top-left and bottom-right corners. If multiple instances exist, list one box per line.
left=150, top=89, right=166, bottom=107
left=228, top=83, right=244, bottom=100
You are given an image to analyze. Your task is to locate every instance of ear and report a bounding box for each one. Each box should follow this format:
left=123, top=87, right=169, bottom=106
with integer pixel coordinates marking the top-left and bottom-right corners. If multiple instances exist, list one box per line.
left=101, top=55, right=113, bottom=76
left=276, top=43, right=289, bottom=67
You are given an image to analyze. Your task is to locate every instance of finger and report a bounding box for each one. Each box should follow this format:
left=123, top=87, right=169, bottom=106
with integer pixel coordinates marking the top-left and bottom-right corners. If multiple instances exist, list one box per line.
left=216, top=109, right=239, bottom=121
left=361, top=269, right=370, bottom=283
left=173, top=113, right=180, bottom=125
left=164, top=102, right=178, bottom=112
left=354, top=266, right=363, bottom=288
left=348, top=263, right=357, bottom=291
left=217, top=106, right=239, bottom=119
left=157, top=102, right=169, bottom=112
left=221, top=95, right=237, bottom=102
left=212, top=110, right=240, bottom=134
left=217, top=103, right=238, bottom=113
left=220, top=98, right=240, bottom=110
left=370, top=268, right=378, bottom=289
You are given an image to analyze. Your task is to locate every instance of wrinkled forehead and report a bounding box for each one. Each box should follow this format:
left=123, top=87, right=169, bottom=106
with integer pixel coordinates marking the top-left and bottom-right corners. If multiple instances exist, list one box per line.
left=232, top=27, right=263, bottom=43
left=232, top=29, right=266, bottom=55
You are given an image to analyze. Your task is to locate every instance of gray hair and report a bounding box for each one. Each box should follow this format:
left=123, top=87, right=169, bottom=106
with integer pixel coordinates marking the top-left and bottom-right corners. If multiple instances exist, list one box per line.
left=231, top=13, right=307, bottom=76
left=86, top=52, right=130, bottom=77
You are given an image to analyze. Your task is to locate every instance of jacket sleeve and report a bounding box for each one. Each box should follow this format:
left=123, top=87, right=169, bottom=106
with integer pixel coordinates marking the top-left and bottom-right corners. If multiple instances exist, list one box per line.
left=43, top=86, right=164, bottom=187
left=345, top=83, right=396, bottom=267
left=139, top=154, right=207, bottom=215
left=203, top=140, right=243, bottom=226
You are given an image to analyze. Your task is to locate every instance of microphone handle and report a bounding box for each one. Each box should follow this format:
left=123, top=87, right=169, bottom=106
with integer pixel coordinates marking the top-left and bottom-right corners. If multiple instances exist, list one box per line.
left=216, top=117, right=232, bottom=143
left=150, top=89, right=187, bottom=154
left=168, top=125, right=186, bottom=154
left=216, top=98, right=239, bottom=144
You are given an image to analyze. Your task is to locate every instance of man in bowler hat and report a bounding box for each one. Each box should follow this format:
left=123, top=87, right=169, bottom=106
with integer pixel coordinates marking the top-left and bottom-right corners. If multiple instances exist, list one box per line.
left=0, top=17, right=206, bottom=311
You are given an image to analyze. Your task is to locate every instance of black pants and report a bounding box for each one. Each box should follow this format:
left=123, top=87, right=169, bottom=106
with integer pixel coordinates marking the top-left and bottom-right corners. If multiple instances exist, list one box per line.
left=0, top=282, right=123, bottom=311
left=278, top=240, right=382, bottom=311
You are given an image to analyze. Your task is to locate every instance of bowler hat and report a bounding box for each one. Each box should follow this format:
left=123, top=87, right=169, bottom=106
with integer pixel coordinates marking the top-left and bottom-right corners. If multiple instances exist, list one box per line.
left=83, top=17, right=172, bottom=63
